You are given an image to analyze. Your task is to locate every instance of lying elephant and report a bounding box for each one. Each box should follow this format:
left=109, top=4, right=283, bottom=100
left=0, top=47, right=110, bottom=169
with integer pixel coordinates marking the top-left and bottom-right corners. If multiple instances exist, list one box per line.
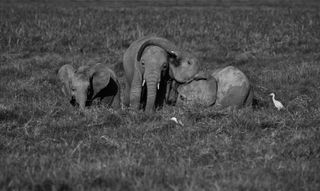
left=177, top=66, right=253, bottom=109
left=123, top=35, right=200, bottom=112
left=57, top=63, right=121, bottom=109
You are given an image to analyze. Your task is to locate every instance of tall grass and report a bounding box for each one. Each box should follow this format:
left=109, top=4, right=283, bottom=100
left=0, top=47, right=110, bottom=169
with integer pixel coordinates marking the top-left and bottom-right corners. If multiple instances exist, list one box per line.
left=0, top=2, right=320, bottom=190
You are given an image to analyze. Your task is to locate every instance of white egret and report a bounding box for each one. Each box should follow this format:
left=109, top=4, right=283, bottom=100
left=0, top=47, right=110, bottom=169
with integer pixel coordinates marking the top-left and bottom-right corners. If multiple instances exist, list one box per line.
left=170, top=117, right=184, bottom=126
left=269, top=93, right=284, bottom=110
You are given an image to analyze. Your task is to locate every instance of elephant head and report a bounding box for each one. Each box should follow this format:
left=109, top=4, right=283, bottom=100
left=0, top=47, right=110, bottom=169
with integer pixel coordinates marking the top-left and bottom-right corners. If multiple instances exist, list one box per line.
left=134, top=37, right=200, bottom=112
left=134, top=46, right=170, bottom=111
left=165, top=70, right=211, bottom=106
left=57, top=63, right=121, bottom=109
left=137, top=38, right=200, bottom=83
left=177, top=75, right=217, bottom=106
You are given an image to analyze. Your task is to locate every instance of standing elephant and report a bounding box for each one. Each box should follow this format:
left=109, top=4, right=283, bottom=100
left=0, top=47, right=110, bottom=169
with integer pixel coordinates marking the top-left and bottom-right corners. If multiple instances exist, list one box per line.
left=123, top=35, right=200, bottom=112
left=57, top=63, right=121, bottom=109
left=177, top=66, right=253, bottom=109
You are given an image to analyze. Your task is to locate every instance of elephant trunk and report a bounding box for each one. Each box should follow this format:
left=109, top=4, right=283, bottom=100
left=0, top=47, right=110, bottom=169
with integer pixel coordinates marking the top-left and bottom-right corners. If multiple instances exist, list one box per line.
left=130, top=74, right=143, bottom=110
left=75, top=90, right=88, bottom=110
left=145, top=72, right=160, bottom=112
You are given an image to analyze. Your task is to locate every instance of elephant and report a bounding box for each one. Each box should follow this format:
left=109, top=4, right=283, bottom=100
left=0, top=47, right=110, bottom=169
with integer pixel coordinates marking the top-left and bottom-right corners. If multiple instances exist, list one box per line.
left=177, top=66, right=253, bottom=109
left=123, top=35, right=200, bottom=112
left=57, top=63, right=121, bottom=109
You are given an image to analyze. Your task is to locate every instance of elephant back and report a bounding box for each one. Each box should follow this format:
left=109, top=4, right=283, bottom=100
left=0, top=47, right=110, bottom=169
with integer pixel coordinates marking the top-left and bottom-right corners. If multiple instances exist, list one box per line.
left=211, top=66, right=251, bottom=108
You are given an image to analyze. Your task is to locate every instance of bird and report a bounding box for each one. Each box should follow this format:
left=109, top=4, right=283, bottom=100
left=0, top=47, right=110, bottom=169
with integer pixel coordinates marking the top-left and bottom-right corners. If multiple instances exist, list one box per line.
left=269, top=93, right=284, bottom=110
left=170, top=117, right=184, bottom=126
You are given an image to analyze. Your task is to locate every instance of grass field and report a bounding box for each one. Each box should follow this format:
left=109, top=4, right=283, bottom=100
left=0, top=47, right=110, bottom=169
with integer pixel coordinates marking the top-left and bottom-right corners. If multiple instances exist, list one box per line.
left=1, top=1, right=320, bottom=190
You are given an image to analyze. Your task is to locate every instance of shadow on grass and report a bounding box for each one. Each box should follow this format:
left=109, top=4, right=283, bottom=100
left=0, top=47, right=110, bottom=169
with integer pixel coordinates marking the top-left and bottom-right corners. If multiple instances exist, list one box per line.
left=90, top=176, right=132, bottom=190
left=0, top=109, right=19, bottom=122
left=33, top=179, right=71, bottom=191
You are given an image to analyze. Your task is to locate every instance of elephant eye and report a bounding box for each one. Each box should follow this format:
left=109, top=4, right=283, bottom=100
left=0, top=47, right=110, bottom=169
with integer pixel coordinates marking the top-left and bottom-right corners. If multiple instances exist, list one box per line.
left=141, top=62, right=145, bottom=66
left=180, top=95, right=185, bottom=101
left=162, top=63, right=168, bottom=70
left=187, top=61, right=192, bottom=65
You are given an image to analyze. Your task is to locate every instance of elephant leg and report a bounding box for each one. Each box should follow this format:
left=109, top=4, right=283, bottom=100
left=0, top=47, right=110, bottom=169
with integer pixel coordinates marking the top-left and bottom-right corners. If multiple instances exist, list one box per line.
left=154, top=78, right=167, bottom=109
left=100, top=96, right=113, bottom=107
left=166, top=80, right=179, bottom=105
left=244, top=88, right=253, bottom=107
left=123, top=80, right=130, bottom=107
left=130, top=72, right=142, bottom=110
left=165, top=80, right=173, bottom=102
left=212, top=102, right=223, bottom=110
left=140, top=83, right=147, bottom=110
left=111, top=87, right=121, bottom=109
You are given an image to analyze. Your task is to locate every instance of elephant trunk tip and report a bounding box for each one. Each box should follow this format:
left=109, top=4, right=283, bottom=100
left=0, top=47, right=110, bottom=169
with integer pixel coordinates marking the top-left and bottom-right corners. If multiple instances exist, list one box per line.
left=79, top=104, right=86, bottom=110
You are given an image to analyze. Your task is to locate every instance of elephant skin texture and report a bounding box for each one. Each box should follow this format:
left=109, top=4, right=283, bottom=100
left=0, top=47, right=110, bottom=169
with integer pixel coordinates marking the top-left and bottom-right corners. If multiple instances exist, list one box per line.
left=123, top=35, right=200, bottom=112
left=177, top=77, right=217, bottom=106
left=177, top=66, right=253, bottom=109
left=57, top=63, right=121, bottom=109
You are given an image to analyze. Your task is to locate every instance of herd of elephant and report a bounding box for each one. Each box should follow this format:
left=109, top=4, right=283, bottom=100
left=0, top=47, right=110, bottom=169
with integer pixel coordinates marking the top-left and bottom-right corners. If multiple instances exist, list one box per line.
left=57, top=35, right=253, bottom=112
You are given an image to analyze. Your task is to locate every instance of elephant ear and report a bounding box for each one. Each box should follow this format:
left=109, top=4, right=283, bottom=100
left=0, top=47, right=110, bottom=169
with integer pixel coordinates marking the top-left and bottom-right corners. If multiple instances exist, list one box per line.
left=91, top=63, right=111, bottom=98
left=57, top=64, right=75, bottom=97
left=137, top=38, right=181, bottom=62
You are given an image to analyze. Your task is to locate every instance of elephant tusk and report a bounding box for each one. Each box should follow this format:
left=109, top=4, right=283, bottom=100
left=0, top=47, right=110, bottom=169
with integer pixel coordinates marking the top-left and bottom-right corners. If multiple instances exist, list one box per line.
left=142, top=79, right=145, bottom=86
left=157, top=82, right=160, bottom=90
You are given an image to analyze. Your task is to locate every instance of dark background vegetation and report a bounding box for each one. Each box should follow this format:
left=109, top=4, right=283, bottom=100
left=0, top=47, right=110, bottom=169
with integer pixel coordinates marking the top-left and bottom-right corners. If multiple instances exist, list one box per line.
left=0, top=0, right=320, bottom=190
left=1, top=0, right=320, bottom=7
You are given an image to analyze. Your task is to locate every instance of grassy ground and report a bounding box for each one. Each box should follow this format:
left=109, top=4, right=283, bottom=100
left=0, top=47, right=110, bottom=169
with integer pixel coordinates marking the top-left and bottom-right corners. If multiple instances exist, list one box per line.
left=1, top=2, right=320, bottom=191
left=2, top=0, right=320, bottom=8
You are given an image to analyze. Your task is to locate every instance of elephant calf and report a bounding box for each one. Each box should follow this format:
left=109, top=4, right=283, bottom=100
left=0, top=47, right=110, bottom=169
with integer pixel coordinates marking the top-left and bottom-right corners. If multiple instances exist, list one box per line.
left=57, top=63, right=121, bottom=109
left=123, top=35, right=200, bottom=112
left=177, top=66, right=253, bottom=109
